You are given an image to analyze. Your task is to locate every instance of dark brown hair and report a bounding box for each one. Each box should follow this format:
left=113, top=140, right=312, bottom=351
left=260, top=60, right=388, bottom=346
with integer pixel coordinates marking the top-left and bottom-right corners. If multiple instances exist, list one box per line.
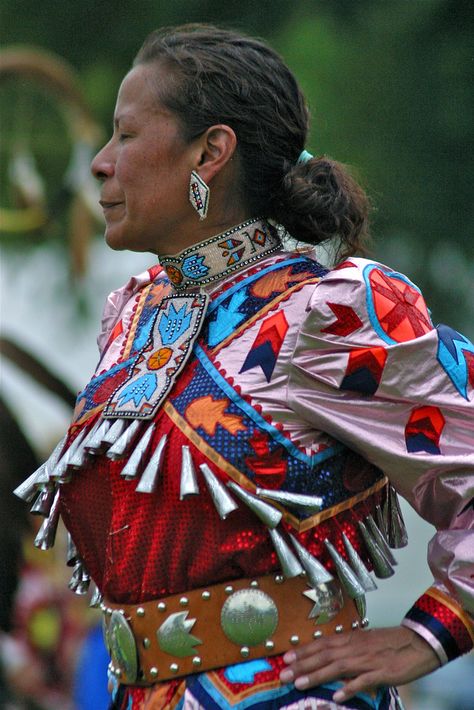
left=135, top=24, right=370, bottom=257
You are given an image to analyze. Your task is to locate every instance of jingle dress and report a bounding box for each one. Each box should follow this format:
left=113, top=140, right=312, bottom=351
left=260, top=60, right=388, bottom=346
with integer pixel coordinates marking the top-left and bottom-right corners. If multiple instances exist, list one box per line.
left=22, top=220, right=474, bottom=709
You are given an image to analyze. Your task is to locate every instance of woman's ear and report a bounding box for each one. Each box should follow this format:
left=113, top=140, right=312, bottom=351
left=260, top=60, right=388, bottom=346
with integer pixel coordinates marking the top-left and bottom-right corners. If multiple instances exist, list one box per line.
left=193, top=124, right=237, bottom=184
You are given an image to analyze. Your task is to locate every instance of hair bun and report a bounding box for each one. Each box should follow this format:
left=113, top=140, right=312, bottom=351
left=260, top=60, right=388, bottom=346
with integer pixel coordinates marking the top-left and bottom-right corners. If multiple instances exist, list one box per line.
left=271, top=156, right=371, bottom=258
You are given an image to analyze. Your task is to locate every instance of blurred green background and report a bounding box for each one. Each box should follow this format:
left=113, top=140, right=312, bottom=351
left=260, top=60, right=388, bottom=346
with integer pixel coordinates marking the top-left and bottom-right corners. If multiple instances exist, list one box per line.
left=1, top=0, right=473, bottom=335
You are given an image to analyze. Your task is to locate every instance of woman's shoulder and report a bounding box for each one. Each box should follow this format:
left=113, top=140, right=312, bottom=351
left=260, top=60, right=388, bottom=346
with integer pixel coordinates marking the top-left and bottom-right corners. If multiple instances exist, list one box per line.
left=307, top=256, right=434, bottom=346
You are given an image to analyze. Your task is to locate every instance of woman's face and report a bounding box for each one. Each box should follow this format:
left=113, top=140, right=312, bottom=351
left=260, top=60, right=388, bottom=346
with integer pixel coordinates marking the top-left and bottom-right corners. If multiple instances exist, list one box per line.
left=91, top=64, right=194, bottom=254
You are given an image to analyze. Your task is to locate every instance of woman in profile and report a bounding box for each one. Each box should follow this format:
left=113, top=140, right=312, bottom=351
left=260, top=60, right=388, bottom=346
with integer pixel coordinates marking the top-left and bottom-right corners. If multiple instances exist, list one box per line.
left=20, top=24, right=473, bottom=710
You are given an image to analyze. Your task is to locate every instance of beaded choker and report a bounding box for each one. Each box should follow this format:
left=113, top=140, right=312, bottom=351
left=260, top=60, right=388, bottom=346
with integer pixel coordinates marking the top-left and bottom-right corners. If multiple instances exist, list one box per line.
left=159, top=218, right=281, bottom=291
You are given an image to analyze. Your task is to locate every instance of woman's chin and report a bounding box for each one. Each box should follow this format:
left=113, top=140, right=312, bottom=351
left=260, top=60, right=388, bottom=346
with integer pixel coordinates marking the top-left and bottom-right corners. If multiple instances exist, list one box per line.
left=104, top=227, right=132, bottom=252
left=104, top=229, right=154, bottom=254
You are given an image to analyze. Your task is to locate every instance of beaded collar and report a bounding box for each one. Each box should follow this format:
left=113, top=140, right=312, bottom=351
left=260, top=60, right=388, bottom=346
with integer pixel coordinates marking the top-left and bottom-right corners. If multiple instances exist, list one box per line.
left=159, top=218, right=281, bottom=291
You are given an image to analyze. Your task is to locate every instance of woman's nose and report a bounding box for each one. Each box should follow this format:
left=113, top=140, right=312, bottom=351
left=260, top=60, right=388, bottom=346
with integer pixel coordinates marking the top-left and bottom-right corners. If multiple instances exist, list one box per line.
left=91, top=141, right=115, bottom=180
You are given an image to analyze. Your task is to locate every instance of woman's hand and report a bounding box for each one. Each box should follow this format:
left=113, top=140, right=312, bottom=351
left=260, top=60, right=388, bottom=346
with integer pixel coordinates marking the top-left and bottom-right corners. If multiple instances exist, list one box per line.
left=279, top=625, right=440, bottom=703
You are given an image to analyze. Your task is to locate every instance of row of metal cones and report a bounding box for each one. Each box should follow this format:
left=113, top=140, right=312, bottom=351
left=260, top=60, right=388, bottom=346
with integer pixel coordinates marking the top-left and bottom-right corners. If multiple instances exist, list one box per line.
left=14, top=416, right=408, bottom=609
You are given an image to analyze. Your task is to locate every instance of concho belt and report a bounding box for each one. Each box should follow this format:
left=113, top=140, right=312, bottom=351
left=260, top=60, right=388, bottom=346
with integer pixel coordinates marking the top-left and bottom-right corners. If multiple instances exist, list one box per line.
left=102, top=573, right=364, bottom=685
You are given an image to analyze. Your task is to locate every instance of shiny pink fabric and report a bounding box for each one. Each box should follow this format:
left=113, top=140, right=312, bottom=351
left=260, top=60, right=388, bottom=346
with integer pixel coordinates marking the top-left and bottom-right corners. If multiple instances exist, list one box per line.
left=284, top=257, right=474, bottom=619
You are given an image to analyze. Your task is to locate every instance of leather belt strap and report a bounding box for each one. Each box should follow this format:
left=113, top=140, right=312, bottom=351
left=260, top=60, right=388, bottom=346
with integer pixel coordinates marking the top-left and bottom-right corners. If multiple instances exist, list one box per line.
left=103, top=574, right=363, bottom=685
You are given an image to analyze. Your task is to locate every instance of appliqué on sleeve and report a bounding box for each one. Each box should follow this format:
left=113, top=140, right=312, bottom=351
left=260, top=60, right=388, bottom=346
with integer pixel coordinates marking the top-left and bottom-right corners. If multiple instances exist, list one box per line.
left=340, top=347, right=387, bottom=395
left=436, top=324, right=474, bottom=400
left=320, top=302, right=363, bottom=337
left=363, top=264, right=433, bottom=343
left=404, top=406, right=445, bottom=455
left=402, top=586, right=474, bottom=665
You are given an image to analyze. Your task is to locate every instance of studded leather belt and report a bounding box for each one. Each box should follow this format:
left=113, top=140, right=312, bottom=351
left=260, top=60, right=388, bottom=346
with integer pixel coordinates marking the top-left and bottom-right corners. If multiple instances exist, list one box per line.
left=102, top=573, right=365, bottom=685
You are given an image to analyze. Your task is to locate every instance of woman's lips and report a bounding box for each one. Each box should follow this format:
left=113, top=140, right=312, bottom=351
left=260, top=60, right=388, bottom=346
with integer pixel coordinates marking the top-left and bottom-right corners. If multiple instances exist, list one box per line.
left=99, top=200, right=123, bottom=209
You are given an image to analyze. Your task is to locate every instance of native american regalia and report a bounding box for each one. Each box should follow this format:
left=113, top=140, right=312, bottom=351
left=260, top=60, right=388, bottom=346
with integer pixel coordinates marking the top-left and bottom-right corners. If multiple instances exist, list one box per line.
left=17, top=219, right=474, bottom=709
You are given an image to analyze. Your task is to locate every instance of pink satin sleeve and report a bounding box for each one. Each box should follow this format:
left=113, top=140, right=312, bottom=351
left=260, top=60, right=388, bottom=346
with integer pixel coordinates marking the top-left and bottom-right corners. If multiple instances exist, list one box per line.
left=287, top=258, right=474, bottom=638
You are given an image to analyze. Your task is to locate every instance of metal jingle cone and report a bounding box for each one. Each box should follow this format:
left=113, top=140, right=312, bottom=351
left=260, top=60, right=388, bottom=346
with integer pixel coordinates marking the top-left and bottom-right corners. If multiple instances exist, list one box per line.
left=68, top=561, right=83, bottom=592
left=136, top=434, right=168, bottom=493
left=14, top=436, right=67, bottom=501
left=68, top=426, right=93, bottom=469
left=366, top=515, right=397, bottom=565
left=120, top=424, right=155, bottom=479
left=256, top=488, right=323, bottom=513
left=34, top=489, right=61, bottom=550
left=342, top=532, right=377, bottom=592
left=101, top=418, right=127, bottom=447
left=386, top=486, right=408, bottom=548
left=75, top=565, right=91, bottom=595
left=268, top=527, right=304, bottom=578
left=199, top=464, right=239, bottom=519
left=52, top=428, right=88, bottom=481
left=357, top=520, right=394, bottom=579
left=227, top=481, right=282, bottom=528
left=375, top=504, right=387, bottom=539
left=13, top=464, right=48, bottom=502
left=355, top=595, right=367, bottom=620
left=107, top=420, right=141, bottom=460
left=179, top=445, right=199, bottom=499
left=89, top=584, right=103, bottom=608
left=324, top=539, right=367, bottom=600
left=84, top=418, right=112, bottom=454
left=30, top=486, right=57, bottom=517
left=290, top=534, right=334, bottom=585
left=42, top=434, right=68, bottom=480
left=66, top=532, right=79, bottom=567
left=75, top=579, right=91, bottom=596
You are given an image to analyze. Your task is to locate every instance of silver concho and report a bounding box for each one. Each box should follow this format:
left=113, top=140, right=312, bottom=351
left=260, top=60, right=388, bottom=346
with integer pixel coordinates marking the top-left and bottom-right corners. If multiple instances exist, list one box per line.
left=221, top=588, right=278, bottom=646
left=107, top=611, right=138, bottom=682
left=303, top=580, right=344, bottom=624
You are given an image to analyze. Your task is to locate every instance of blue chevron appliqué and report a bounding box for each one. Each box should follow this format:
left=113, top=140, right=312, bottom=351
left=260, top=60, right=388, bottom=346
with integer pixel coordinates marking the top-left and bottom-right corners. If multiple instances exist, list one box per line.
left=437, top=324, right=474, bottom=400
left=208, top=289, right=248, bottom=347
left=240, top=341, right=277, bottom=382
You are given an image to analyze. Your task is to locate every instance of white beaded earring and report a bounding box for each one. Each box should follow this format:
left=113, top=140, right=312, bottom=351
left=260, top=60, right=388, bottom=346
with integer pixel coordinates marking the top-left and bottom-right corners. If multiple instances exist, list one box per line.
left=189, top=171, right=210, bottom=220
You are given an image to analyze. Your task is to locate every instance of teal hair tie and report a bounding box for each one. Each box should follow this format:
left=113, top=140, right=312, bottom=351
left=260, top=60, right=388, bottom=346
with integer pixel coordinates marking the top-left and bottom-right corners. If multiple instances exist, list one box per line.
left=297, top=149, right=314, bottom=164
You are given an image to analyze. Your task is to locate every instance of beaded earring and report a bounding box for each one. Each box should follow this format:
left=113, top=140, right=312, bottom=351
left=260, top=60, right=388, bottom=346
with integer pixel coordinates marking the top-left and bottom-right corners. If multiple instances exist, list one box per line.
left=189, top=171, right=210, bottom=220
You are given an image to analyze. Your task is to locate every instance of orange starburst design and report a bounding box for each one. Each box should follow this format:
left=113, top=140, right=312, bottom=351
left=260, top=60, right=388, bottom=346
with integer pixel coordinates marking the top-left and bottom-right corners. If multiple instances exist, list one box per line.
left=147, top=347, right=173, bottom=370
left=166, top=265, right=183, bottom=285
